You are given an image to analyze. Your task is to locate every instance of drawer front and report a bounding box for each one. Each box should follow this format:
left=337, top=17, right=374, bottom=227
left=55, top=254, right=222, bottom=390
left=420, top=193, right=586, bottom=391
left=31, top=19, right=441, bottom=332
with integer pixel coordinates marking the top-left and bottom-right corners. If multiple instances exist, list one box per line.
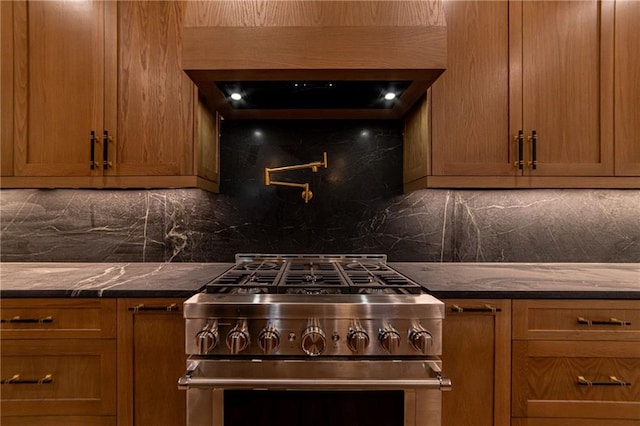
left=512, top=418, right=640, bottom=426
left=0, top=299, right=116, bottom=339
left=512, top=340, right=640, bottom=420
left=0, top=339, right=116, bottom=416
left=513, top=300, right=640, bottom=341
left=1, top=417, right=115, bottom=426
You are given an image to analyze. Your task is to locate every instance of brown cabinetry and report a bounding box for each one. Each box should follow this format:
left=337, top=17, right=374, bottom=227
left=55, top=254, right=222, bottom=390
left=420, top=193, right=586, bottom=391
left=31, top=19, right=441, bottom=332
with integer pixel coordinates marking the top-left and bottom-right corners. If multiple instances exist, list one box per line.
left=512, top=300, right=640, bottom=424
left=614, top=0, right=640, bottom=176
left=117, top=298, right=187, bottom=426
left=441, top=299, right=511, bottom=426
left=1, top=1, right=219, bottom=191
left=422, top=0, right=640, bottom=189
left=0, top=299, right=117, bottom=425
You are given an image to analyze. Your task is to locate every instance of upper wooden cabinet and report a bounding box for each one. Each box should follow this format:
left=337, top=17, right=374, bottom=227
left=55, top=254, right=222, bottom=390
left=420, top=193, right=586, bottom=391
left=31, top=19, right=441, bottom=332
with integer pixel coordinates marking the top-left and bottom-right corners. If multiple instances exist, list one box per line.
left=425, top=0, right=640, bottom=188
left=10, top=1, right=107, bottom=180
left=614, top=0, right=640, bottom=176
left=1, top=1, right=219, bottom=191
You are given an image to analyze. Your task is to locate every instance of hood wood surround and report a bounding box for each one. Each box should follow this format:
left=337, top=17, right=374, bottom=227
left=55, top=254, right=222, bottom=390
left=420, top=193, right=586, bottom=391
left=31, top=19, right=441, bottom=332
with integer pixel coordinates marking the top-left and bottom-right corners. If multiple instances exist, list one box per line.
left=182, top=0, right=447, bottom=119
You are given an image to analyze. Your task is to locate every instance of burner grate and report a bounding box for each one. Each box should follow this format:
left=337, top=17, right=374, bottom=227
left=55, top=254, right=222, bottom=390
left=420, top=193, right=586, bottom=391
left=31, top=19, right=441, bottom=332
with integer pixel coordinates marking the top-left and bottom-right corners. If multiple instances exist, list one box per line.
left=205, top=255, right=427, bottom=295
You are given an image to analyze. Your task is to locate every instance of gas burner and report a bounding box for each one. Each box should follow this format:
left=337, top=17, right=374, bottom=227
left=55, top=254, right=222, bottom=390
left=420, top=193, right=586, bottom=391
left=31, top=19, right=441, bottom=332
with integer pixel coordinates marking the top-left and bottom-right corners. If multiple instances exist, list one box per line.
left=289, top=262, right=336, bottom=271
left=344, top=262, right=382, bottom=271
left=241, top=261, right=279, bottom=270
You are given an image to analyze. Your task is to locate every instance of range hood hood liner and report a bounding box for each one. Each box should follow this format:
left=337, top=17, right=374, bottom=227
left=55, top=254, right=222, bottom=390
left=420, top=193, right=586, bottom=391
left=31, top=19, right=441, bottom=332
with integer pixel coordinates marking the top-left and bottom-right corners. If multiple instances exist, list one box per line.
left=182, top=0, right=447, bottom=119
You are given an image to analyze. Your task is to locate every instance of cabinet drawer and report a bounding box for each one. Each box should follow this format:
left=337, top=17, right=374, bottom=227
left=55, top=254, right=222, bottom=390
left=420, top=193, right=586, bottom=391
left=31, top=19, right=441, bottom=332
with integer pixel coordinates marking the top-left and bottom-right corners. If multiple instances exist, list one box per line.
left=512, top=419, right=640, bottom=426
left=513, top=300, right=640, bottom=340
left=0, top=299, right=116, bottom=339
left=512, top=340, right=640, bottom=420
left=1, top=416, right=115, bottom=426
left=0, top=339, right=116, bottom=416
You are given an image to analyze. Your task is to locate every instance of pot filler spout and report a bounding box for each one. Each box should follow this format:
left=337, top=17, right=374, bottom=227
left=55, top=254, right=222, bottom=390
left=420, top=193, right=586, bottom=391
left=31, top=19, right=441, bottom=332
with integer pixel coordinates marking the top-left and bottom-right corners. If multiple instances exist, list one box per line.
left=182, top=0, right=447, bottom=119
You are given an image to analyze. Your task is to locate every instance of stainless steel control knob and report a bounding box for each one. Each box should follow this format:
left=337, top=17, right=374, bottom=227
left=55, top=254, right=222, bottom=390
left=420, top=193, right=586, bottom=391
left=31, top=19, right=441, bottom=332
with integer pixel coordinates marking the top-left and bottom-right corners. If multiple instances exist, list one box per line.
left=301, top=319, right=326, bottom=356
left=196, top=321, right=219, bottom=354
left=347, top=323, right=370, bottom=354
left=226, top=320, right=250, bottom=354
left=408, top=325, right=432, bottom=355
left=378, top=325, right=401, bottom=354
left=258, top=325, right=280, bottom=355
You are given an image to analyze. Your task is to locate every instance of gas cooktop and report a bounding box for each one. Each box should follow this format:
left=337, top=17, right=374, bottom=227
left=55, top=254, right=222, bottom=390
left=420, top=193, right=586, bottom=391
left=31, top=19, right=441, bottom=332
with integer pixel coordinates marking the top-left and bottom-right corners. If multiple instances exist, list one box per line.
left=205, top=254, right=424, bottom=295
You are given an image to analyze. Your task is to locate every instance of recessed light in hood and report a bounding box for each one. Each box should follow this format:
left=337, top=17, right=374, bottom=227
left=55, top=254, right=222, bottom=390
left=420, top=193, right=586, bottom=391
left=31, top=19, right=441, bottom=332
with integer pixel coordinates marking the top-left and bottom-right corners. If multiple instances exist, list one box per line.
left=217, top=81, right=411, bottom=110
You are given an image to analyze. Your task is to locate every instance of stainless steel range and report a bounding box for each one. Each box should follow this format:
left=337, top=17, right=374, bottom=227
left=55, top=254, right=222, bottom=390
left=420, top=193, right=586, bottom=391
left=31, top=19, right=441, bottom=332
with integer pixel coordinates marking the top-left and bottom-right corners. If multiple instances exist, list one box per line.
left=179, top=254, right=450, bottom=426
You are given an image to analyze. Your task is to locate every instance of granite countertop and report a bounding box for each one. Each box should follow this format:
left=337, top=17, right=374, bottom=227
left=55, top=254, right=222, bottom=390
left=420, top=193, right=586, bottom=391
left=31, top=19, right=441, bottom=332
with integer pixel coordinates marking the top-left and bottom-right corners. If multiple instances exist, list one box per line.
left=0, top=262, right=233, bottom=298
left=390, top=262, right=640, bottom=299
left=1, top=262, right=638, bottom=299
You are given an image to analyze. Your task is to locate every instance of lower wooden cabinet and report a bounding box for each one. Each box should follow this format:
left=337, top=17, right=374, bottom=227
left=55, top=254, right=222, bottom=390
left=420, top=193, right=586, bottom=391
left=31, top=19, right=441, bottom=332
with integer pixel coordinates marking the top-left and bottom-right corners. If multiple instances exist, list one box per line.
left=3, top=295, right=637, bottom=426
left=512, top=340, right=640, bottom=421
left=512, top=299, right=640, bottom=425
left=0, top=416, right=116, bottom=426
left=441, top=299, right=511, bottom=426
left=117, top=298, right=187, bottom=426
left=0, top=339, right=116, bottom=416
left=511, top=419, right=640, bottom=426
left=0, top=299, right=117, bottom=424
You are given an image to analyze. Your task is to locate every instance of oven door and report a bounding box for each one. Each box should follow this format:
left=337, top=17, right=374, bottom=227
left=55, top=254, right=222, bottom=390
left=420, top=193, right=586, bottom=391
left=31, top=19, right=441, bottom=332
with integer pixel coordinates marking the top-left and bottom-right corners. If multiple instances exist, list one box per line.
left=178, top=359, right=450, bottom=426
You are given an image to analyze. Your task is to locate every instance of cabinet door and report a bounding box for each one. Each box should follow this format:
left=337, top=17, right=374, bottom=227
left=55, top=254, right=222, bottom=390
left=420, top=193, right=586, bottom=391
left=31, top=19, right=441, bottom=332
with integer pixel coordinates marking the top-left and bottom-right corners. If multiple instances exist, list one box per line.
left=12, top=1, right=106, bottom=178
left=441, top=299, right=511, bottom=426
left=111, top=1, right=194, bottom=177
left=0, top=298, right=117, bottom=340
left=403, top=92, right=430, bottom=191
left=614, top=0, right=640, bottom=176
left=431, top=1, right=514, bottom=177
left=512, top=340, right=640, bottom=421
left=117, top=299, right=186, bottom=426
left=1, top=1, right=14, bottom=177
left=1, top=339, right=116, bottom=417
left=519, top=0, right=614, bottom=176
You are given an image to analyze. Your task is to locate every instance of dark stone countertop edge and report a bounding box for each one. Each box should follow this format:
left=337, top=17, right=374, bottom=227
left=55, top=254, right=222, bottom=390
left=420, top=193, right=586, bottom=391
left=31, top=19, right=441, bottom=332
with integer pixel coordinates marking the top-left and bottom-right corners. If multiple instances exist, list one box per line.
left=0, top=288, right=207, bottom=299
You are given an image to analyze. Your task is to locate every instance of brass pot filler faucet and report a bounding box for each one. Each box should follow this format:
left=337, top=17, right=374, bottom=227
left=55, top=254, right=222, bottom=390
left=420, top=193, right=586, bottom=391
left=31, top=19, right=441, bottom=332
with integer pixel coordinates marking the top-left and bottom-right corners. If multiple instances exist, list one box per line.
left=264, top=152, right=328, bottom=203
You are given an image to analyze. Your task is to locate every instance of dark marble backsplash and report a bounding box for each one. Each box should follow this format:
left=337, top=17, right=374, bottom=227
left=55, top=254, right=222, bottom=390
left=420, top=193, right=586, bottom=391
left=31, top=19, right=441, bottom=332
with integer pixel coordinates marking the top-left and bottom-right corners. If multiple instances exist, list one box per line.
left=1, top=120, right=639, bottom=263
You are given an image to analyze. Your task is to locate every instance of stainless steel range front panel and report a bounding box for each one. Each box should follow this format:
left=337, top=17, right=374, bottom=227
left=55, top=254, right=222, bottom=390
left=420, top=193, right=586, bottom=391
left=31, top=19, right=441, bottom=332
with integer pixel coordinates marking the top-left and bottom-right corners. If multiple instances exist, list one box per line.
left=184, top=293, right=444, bottom=357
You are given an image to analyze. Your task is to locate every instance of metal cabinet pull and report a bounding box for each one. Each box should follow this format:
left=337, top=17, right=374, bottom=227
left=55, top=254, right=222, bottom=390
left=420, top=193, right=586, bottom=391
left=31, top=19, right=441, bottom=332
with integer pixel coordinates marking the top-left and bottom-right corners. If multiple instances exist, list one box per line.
left=90, top=130, right=97, bottom=169
left=451, top=304, right=502, bottom=313
left=128, top=303, right=179, bottom=313
left=577, top=316, right=631, bottom=326
left=103, top=130, right=112, bottom=169
left=0, top=316, right=53, bottom=324
left=513, top=130, right=524, bottom=170
left=577, top=375, right=631, bottom=387
left=528, top=130, right=537, bottom=170
left=1, top=374, right=53, bottom=385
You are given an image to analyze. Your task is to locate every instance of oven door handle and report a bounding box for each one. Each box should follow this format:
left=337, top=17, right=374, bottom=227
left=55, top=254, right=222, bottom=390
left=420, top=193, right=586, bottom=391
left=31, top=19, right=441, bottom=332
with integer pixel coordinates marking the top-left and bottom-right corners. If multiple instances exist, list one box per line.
left=178, top=360, right=452, bottom=391
left=178, top=376, right=451, bottom=390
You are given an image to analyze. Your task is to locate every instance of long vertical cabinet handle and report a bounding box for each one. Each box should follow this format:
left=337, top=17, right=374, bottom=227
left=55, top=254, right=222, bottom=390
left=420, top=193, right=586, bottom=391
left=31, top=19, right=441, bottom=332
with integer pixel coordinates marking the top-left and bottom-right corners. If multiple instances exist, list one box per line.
left=90, top=131, right=97, bottom=169
left=514, top=130, right=524, bottom=170
left=528, top=130, right=537, bottom=170
left=103, top=130, right=112, bottom=170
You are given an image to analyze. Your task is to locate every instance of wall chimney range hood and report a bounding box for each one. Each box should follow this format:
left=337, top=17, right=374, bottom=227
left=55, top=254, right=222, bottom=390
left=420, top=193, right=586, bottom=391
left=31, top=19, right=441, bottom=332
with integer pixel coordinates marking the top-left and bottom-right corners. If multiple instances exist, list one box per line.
left=182, top=0, right=447, bottom=119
